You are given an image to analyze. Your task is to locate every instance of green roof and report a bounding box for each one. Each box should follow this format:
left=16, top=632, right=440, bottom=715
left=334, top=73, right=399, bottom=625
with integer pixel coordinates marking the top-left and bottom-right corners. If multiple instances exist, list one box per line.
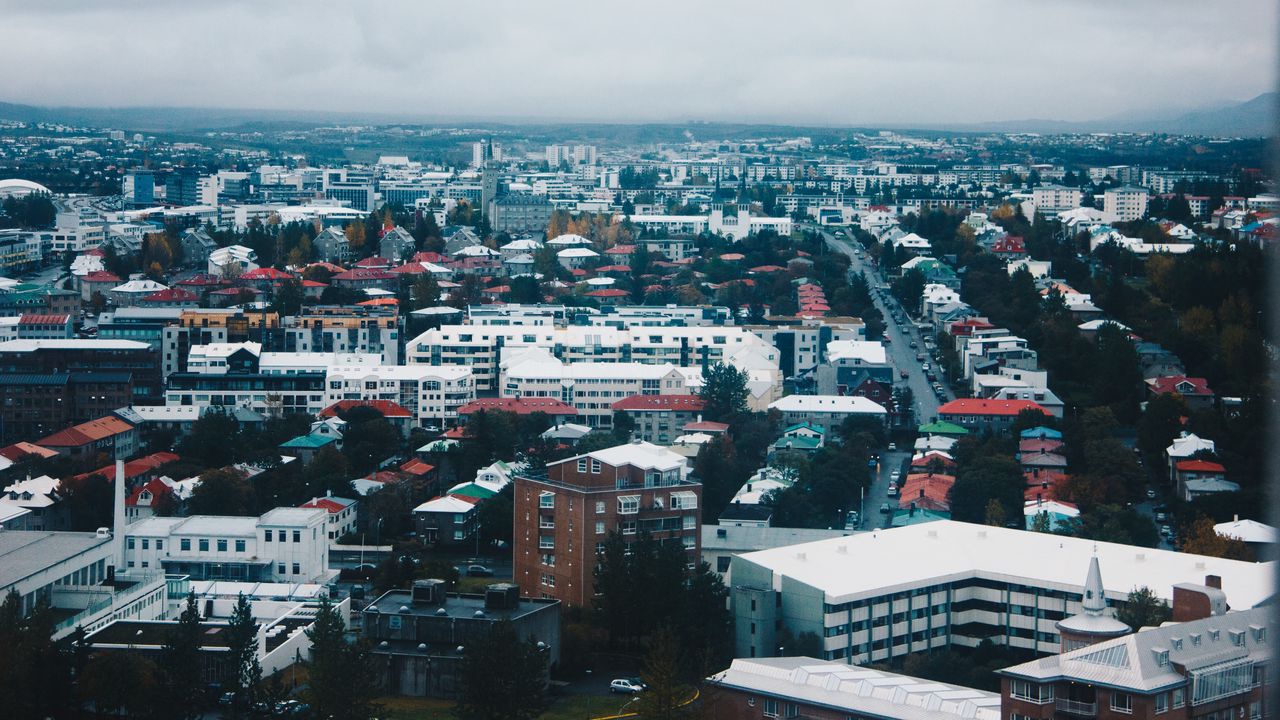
left=279, top=433, right=339, bottom=449
left=784, top=422, right=826, bottom=435
left=773, top=436, right=823, bottom=451
left=450, top=483, right=496, bottom=500
left=918, top=421, right=969, bottom=436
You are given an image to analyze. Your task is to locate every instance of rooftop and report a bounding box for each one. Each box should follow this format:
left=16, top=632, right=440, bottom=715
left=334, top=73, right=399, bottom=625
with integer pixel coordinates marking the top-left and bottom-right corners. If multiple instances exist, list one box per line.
left=0, top=531, right=111, bottom=590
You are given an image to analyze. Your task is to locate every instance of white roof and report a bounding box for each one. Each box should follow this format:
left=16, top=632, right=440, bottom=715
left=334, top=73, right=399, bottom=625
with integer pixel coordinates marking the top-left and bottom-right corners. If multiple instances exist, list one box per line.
left=452, top=245, right=498, bottom=257
left=413, top=495, right=478, bottom=514
left=0, top=502, right=31, bottom=524
left=556, top=247, right=599, bottom=258
left=1167, top=432, right=1215, bottom=458
left=1215, top=518, right=1278, bottom=544
left=121, top=405, right=204, bottom=422
left=546, top=233, right=592, bottom=246
left=574, top=441, right=688, bottom=473
left=736, top=520, right=1275, bottom=607
left=709, top=658, right=999, bottom=720
left=2, top=475, right=61, bottom=508
left=769, top=395, right=887, bottom=415
left=1023, top=500, right=1080, bottom=517
left=111, top=279, right=169, bottom=293
left=500, top=238, right=544, bottom=251
left=896, top=232, right=932, bottom=248
left=825, top=340, right=887, bottom=365
left=0, top=339, right=149, bottom=352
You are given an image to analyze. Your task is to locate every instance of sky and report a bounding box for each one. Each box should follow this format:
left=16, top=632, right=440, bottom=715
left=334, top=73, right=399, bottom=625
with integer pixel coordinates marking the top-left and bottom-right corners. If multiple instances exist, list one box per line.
left=1, top=0, right=1275, bottom=126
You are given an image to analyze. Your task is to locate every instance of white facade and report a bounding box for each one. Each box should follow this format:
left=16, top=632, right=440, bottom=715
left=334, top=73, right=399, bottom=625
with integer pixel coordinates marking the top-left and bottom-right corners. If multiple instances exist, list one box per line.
left=124, top=508, right=331, bottom=583
left=324, top=364, right=474, bottom=427
left=1103, top=186, right=1151, bottom=222
left=1031, top=185, right=1083, bottom=216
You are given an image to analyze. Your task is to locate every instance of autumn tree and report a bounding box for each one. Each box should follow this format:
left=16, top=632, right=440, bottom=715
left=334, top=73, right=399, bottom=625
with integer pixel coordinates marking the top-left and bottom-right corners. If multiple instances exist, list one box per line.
left=344, top=220, right=366, bottom=250
left=1180, top=515, right=1252, bottom=560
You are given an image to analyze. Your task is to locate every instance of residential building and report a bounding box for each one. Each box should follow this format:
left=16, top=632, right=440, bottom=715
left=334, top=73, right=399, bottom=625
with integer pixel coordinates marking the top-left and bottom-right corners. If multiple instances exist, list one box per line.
left=768, top=395, right=887, bottom=429
left=37, top=415, right=138, bottom=462
left=706, top=657, right=1000, bottom=720
left=728, top=520, right=1271, bottom=664
left=1104, top=186, right=1151, bottom=222
left=124, top=507, right=331, bottom=583
left=700, top=524, right=848, bottom=585
left=0, top=372, right=134, bottom=444
left=412, top=494, right=481, bottom=546
left=513, top=442, right=701, bottom=607
left=936, top=399, right=1050, bottom=436
left=489, top=192, right=555, bottom=233
left=1030, top=185, right=1083, bottom=216
left=364, top=581, right=560, bottom=698
left=1, top=475, right=67, bottom=531
left=0, top=339, right=161, bottom=405
left=323, top=364, right=475, bottom=428
left=612, top=394, right=707, bottom=444
left=299, top=494, right=359, bottom=542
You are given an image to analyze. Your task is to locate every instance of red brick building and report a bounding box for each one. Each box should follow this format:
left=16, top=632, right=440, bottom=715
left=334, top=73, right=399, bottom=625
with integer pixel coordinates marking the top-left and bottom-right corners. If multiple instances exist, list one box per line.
left=512, top=441, right=701, bottom=607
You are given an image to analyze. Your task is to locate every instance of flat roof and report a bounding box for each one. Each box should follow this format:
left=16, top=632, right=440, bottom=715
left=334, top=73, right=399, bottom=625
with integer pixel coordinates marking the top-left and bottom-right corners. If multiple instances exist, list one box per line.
left=0, top=531, right=111, bottom=589
left=366, top=588, right=557, bottom=621
left=736, top=520, right=1275, bottom=607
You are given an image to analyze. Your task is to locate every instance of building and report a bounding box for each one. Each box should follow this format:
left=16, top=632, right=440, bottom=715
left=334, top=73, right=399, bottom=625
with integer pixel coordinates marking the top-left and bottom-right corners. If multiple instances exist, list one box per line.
left=768, top=395, right=887, bottom=429
left=700, top=525, right=848, bottom=585
left=611, top=394, right=707, bottom=444
left=999, top=605, right=1271, bottom=720
left=1030, top=185, right=1083, bottom=216
left=412, top=494, right=481, bottom=546
left=728, top=520, right=1272, bottom=665
left=323, top=364, right=474, bottom=429
left=936, top=398, right=1049, bottom=436
left=37, top=415, right=138, bottom=462
left=1, top=475, right=67, bottom=531
left=124, top=508, right=331, bottom=582
left=513, top=441, right=701, bottom=607
left=706, top=657, right=1000, bottom=720
left=0, top=339, right=162, bottom=405
left=500, top=352, right=694, bottom=429
left=0, top=372, right=134, bottom=444
left=299, top=494, right=359, bottom=542
left=1104, top=186, right=1151, bottom=222
left=364, top=581, right=560, bottom=698
left=489, top=192, right=555, bottom=233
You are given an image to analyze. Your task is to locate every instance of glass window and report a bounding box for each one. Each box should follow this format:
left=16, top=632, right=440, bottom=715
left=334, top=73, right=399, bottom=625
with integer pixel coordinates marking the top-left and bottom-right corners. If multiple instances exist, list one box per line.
left=292, top=563, right=300, bottom=575
left=539, top=492, right=555, bottom=509
left=576, top=459, right=587, bottom=473
left=180, top=539, right=190, bottom=551
left=198, top=539, right=209, bottom=552
left=595, top=501, right=605, bottom=514
left=618, top=495, right=640, bottom=514
left=1110, top=692, right=1132, bottom=713
left=595, top=522, right=605, bottom=535
left=264, top=530, right=272, bottom=542
left=217, top=539, right=228, bottom=552
left=762, top=699, right=778, bottom=718
left=293, top=530, right=301, bottom=543
left=590, top=459, right=601, bottom=474
left=235, top=540, right=246, bottom=553
left=1155, top=693, right=1168, bottom=714
left=126, top=538, right=135, bottom=549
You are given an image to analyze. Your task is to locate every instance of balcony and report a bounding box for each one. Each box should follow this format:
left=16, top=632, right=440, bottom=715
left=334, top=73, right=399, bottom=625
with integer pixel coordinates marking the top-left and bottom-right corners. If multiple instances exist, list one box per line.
left=1055, top=699, right=1096, bottom=716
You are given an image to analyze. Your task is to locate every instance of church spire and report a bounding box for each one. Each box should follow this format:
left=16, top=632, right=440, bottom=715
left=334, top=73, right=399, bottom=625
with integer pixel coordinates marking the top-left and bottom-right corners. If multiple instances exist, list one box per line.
left=1081, top=555, right=1107, bottom=615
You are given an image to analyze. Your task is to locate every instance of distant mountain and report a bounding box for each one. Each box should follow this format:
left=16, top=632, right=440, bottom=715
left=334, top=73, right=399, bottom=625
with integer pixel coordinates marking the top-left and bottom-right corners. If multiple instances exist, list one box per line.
left=1153, top=92, right=1275, bottom=137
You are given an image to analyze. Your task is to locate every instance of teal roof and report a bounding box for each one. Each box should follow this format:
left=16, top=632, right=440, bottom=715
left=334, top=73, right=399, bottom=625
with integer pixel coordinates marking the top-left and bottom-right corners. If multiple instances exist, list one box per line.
left=279, top=433, right=339, bottom=449
left=891, top=508, right=951, bottom=526
left=774, top=436, right=823, bottom=451
left=450, top=483, right=496, bottom=500
left=784, top=422, right=826, bottom=435
left=1020, top=426, right=1062, bottom=440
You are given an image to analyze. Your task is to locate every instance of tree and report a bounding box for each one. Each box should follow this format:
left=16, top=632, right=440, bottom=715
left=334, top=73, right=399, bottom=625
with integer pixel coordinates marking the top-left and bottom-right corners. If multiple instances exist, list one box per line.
left=410, top=272, right=441, bottom=310
left=188, top=466, right=255, bottom=516
left=226, top=593, right=263, bottom=712
left=503, top=275, right=543, bottom=304
left=178, top=412, right=241, bottom=467
left=949, top=455, right=1024, bottom=525
left=1058, top=504, right=1159, bottom=547
left=698, top=362, right=749, bottom=422
left=1180, top=515, right=1252, bottom=560
left=1115, top=586, right=1171, bottom=631
left=161, top=594, right=205, bottom=719
left=304, top=445, right=354, bottom=498
left=455, top=619, right=550, bottom=720
left=79, top=651, right=159, bottom=717
left=0, top=590, right=73, bottom=719
left=340, top=406, right=401, bottom=474
left=634, top=628, right=689, bottom=720
left=305, top=598, right=379, bottom=720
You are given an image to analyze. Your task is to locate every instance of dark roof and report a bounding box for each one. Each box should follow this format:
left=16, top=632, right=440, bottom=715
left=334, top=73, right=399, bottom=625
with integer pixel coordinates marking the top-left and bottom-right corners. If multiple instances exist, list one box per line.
left=718, top=504, right=774, bottom=522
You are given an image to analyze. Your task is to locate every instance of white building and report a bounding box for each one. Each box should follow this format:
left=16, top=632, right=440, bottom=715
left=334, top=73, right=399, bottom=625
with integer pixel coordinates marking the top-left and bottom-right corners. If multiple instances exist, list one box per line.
left=1104, top=186, right=1151, bottom=222
left=1031, top=185, right=1083, bottom=216
left=323, top=363, right=474, bottom=427
left=730, top=520, right=1275, bottom=664
left=208, top=245, right=259, bottom=276
left=768, top=395, right=887, bottom=428
left=124, top=508, right=331, bottom=583
left=628, top=206, right=792, bottom=241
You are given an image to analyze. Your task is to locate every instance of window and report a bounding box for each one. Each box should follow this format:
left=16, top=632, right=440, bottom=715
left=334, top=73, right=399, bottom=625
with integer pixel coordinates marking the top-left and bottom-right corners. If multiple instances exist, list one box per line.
left=156, top=540, right=163, bottom=551
left=670, top=491, right=698, bottom=510
left=292, top=563, right=300, bottom=575
left=198, top=539, right=209, bottom=552
left=577, top=459, right=588, bottom=473
left=1110, top=692, right=1132, bottom=714
left=595, top=501, right=605, bottom=514
left=540, top=535, right=555, bottom=549
left=217, top=539, right=228, bottom=552
left=235, top=540, right=246, bottom=553
left=595, top=522, right=605, bottom=535
left=618, top=495, right=640, bottom=514
left=622, top=521, right=637, bottom=535
left=455, top=513, right=467, bottom=524
left=1172, top=688, right=1185, bottom=708
left=278, top=564, right=286, bottom=575
left=454, top=531, right=463, bottom=540
left=540, top=492, right=555, bottom=509
left=682, top=515, right=696, bottom=530
left=180, top=539, right=191, bottom=551
left=127, top=538, right=135, bottom=549
left=762, top=699, right=778, bottom=718
left=264, top=530, right=272, bottom=542
left=1010, top=681, right=1053, bottom=704
left=292, top=530, right=301, bottom=543
left=1155, top=692, right=1168, bottom=714
left=717, top=556, right=731, bottom=572
left=541, top=554, right=555, bottom=567
left=141, top=539, right=149, bottom=550
left=591, top=459, right=601, bottom=474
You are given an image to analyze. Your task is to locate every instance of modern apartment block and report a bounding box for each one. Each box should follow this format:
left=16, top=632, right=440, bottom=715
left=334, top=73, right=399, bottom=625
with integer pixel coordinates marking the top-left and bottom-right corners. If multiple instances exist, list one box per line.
left=323, top=363, right=474, bottom=428
left=408, top=324, right=780, bottom=392
left=499, top=351, right=693, bottom=428
left=512, top=442, right=702, bottom=607
left=0, top=339, right=162, bottom=405
left=728, top=521, right=1271, bottom=665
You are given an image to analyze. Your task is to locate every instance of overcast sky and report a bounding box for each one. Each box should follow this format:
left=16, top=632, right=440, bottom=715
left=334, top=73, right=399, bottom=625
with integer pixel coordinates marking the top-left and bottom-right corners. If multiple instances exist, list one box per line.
left=2, top=0, right=1275, bottom=125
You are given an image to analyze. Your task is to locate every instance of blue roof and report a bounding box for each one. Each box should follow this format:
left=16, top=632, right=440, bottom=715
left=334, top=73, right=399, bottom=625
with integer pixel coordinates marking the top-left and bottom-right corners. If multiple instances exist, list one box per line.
left=784, top=422, right=826, bottom=435
left=1020, top=426, right=1062, bottom=440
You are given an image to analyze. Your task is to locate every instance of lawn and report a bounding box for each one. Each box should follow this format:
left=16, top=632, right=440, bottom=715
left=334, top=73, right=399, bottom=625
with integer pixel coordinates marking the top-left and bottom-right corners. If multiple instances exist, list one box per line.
left=374, top=693, right=637, bottom=720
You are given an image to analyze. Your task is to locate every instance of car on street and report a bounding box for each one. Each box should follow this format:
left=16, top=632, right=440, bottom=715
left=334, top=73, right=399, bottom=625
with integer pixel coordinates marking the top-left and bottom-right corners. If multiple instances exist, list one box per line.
left=1155, top=512, right=1167, bottom=523
left=466, top=564, right=494, bottom=577
left=887, top=484, right=898, bottom=497
left=879, top=503, right=892, bottom=514
left=915, top=353, right=925, bottom=361
left=887, top=443, right=897, bottom=451
left=611, top=679, right=645, bottom=694
left=1146, top=489, right=1157, bottom=499
left=1160, top=525, right=1173, bottom=538
left=899, top=370, right=909, bottom=379
left=926, top=372, right=937, bottom=382
left=909, top=341, right=918, bottom=348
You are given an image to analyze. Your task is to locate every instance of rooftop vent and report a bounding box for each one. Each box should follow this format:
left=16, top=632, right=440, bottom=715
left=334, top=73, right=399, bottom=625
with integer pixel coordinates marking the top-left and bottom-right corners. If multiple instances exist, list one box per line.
left=411, top=578, right=447, bottom=606
left=435, top=607, right=447, bottom=616
left=417, top=643, right=428, bottom=652
left=473, top=610, right=486, bottom=618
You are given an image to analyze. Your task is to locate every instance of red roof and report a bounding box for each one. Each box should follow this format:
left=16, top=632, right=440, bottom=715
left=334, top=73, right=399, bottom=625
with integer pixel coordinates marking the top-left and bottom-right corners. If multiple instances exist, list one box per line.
left=126, top=477, right=174, bottom=508
left=83, top=270, right=122, bottom=282
left=176, top=273, right=226, bottom=287
left=391, top=262, right=427, bottom=275
left=605, top=245, right=635, bottom=255
left=240, top=267, right=293, bottom=280
left=400, top=458, right=436, bottom=476
left=353, top=256, right=392, bottom=268
left=719, top=253, right=745, bottom=261
left=305, top=261, right=347, bottom=273
left=299, top=496, right=356, bottom=513
left=1146, top=376, right=1213, bottom=397
left=0, top=442, right=60, bottom=462
left=595, top=265, right=632, bottom=273
left=19, top=314, right=70, bottom=325
left=937, top=399, right=1049, bottom=417
left=585, top=289, right=629, bottom=298
left=611, top=394, right=706, bottom=412
left=992, top=236, right=1027, bottom=254
left=356, top=298, right=398, bottom=307
left=411, top=252, right=448, bottom=264
left=1175, top=459, right=1226, bottom=473
left=911, top=452, right=957, bottom=469
left=141, top=288, right=198, bottom=303
left=75, top=451, right=180, bottom=484
left=333, top=268, right=396, bottom=281
left=318, top=399, right=412, bottom=418
left=38, top=416, right=135, bottom=448
left=457, top=397, right=578, bottom=416
left=301, top=279, right=328, bottom=287
left=683, top=420, right=730, bottom=433
left=898, top=473, right=955, bottom=512
left=750, top=265, right=787, bottom=273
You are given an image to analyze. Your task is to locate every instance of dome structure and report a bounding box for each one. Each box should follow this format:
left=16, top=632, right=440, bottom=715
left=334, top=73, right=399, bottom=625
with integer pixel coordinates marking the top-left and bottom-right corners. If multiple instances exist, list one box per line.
left=0, top=179, right=52, bottom=199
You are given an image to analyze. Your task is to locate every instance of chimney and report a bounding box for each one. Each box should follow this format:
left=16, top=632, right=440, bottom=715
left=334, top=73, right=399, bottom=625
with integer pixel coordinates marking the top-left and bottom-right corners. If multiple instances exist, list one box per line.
left=909, top=502, right=916, bottom=517
left=1205, top=575, right=1222, bottom=589
left=112, top=459, right=126, bottom=576
left=919, top=488, right=925, bottom=499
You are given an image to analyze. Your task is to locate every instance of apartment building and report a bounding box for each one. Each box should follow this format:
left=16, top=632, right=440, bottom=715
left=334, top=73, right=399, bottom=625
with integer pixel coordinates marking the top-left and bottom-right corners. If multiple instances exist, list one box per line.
left=499, top=351, right=692, bottom=428
left=124, top=508, right=331, bottom=583
left=0, top=339, right=162, bottom=405
left=728, top=521, right=1271, bottom=665
left=324, top=363, right=474, bottom=428
left=0, top=371, right=134, bottom=444
left=513, top=441, right=702, bottom=607
left=408, top=324, right=779, bottom=392
left=767, top=395, right=888, bottom=429
left=611, top=394, right=707, bottom=444
left=1030, top=185, right=1083, bottom=216
left=1104, top=186, right=1152, bottom=222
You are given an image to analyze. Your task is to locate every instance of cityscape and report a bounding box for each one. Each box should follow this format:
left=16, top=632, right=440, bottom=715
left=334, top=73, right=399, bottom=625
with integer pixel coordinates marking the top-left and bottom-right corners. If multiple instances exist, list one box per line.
left=0, top=2, right=1275, bottom=720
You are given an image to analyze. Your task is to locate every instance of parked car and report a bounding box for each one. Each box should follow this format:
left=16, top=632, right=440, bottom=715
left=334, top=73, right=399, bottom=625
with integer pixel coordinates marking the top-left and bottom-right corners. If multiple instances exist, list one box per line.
left=899, top=370, right=910, bottom=379
left=909, top=341, right=918, bottom=349
left=1155, top=512, right=1167, bottom=523
left=879, top=503, right=892, bottom=514
left=1160, top=525, right=1173, bottom=538
left=1146, top=489, right=1157, bottom=500
left=887, top=484, right=899, bottom=497
left=611, top=679, right=645, bottom=694
left=887, top=443, right=897, bottom=451
left=926, top=372, right=937, bottom=382
left=466, top=564, right=494, bottom=577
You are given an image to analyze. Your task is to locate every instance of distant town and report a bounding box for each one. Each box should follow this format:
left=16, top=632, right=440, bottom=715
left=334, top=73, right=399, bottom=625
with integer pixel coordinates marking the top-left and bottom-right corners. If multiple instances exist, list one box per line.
left=0, top=113, right=1272, bottom=720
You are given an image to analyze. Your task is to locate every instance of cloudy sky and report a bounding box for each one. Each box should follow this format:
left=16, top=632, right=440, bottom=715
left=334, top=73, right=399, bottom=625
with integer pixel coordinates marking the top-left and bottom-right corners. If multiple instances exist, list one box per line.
left=1, top=0, right=1275, bottom=125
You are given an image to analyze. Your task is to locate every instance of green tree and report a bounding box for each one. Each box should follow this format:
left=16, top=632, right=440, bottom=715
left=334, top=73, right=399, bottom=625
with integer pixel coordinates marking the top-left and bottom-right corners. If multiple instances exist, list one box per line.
left=226, top=593, right=263, bottom=712
left=0, top=590, right=72, bottom=719
left=949, top=455, right=1024, bottom=525
left=698, top=362, right=749, bottom=422
left=161, top=594, right=205, bottom=719
left=634, top=628, right=689, bottom=720
left=79, top=651, right=160, bottom=717
left=411, top=272, right=442, bottom=310
left=305, top=598, right=379, bottom=720
left=455, top=619, right=550, bottom=720
left=339, top=406, right=401, bottom=474
left=1115, top=586, right=1171, bottom=631
left=503, top=275, right=543, bottom=304
left=188, top=466, right=255, bottom=516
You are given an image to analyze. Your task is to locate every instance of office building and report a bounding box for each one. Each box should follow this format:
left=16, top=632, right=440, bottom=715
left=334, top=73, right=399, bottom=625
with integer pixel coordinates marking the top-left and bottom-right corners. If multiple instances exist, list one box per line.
left=513, top=441, right=701, bottom=607
left=0, top=339, right=162, bottom=405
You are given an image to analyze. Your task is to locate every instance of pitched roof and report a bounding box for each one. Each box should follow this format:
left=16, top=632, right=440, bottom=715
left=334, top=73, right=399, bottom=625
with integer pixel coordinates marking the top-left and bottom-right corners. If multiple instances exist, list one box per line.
left=611, top=394, right=706, bottom=412
left=1175, top=459, right=1226, bottom=473
left=456, top=397, right=578, bottom=416
left=400, top=458, right=436, bottom=476
left=38, top=415, right=135, bottom=448
left=898, top=473, right=956, bottom=512
left=1146, top=375, right=1213, bottom=397
left=937, top=399, right=1049, bottom=417
left=318, top=399, right=412, bottom=419
left=299, top=495, right=358, bottom=513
